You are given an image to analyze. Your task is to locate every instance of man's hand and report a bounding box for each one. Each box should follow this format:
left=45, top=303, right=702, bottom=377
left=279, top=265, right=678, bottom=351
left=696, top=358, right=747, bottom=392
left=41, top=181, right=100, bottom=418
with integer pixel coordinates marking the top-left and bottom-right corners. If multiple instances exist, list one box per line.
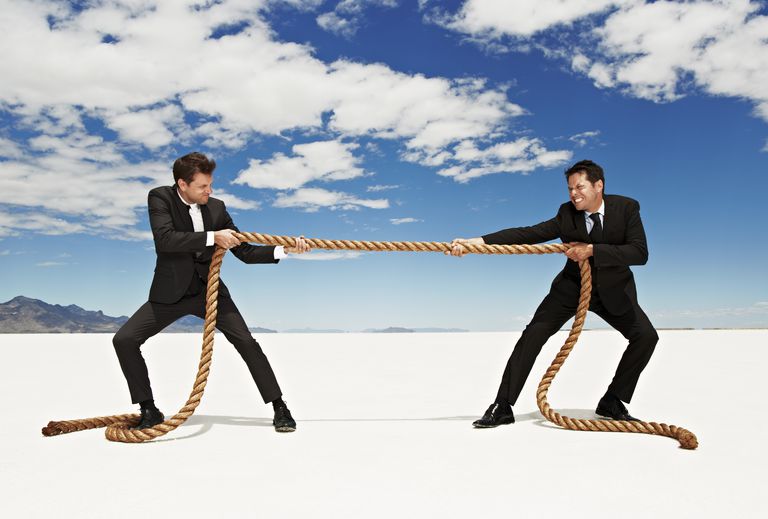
left=446, top=237, right=485, bottom=257
left=565, top=242, right=593, bottom=262
left=285, top=236, right=311, bottom=255
left=214, top=229, right=241, bottom=250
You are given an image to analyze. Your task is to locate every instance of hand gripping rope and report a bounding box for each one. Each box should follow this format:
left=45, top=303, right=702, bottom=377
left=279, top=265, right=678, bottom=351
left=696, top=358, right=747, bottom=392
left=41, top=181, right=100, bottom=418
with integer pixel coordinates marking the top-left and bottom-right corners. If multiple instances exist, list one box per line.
left=42, top=233, right=698, bottom=449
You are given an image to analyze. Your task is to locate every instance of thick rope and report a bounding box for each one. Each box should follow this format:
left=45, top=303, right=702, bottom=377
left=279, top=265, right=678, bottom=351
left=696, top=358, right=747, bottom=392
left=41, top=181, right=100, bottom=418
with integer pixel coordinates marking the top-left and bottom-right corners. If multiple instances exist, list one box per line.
left=42, top=233, right=697, bottom=449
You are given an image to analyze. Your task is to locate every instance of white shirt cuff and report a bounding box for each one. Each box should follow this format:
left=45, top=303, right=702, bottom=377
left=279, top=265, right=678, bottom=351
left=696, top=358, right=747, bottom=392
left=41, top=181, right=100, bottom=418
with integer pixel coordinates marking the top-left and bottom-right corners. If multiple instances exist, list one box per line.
left=206, top=231, right=214, bottom=247
left=274, top=245, right=287, bottom=259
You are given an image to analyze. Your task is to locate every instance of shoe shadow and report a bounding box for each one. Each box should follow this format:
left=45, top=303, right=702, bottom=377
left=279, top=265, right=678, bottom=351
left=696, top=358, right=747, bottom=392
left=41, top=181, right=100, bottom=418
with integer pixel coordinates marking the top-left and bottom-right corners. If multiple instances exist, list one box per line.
left=151, top=414, right=273, bottom=442
left=151, top=409, right=601, bottom=442
left=525, top=408, right=600, bottom=429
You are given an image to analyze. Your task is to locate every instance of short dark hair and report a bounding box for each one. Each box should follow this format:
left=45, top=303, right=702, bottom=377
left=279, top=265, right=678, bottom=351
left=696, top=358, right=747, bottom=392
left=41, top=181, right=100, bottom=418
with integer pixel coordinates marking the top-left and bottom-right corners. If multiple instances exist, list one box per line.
left=564, top=159, right=604, bottom=187
left=173, top=152, right=216, bottom=184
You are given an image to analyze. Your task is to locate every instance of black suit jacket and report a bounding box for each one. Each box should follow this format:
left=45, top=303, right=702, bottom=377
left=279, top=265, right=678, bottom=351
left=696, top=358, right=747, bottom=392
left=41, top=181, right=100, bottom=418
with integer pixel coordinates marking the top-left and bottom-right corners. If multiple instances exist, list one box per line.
left=482, top=194, right=648, bottom=314
left=147, top=185, right=278, bottom=304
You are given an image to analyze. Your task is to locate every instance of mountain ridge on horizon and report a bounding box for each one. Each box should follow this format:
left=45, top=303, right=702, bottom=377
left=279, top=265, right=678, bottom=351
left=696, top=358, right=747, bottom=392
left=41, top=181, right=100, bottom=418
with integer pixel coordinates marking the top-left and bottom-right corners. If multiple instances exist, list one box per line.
left=0, top=296, right=470, bottom=334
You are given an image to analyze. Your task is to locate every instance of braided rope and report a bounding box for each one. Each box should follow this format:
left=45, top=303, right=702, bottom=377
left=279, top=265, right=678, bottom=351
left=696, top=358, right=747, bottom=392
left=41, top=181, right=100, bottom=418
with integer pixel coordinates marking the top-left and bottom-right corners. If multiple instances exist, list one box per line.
left=42, top=233, right=697, bottom=449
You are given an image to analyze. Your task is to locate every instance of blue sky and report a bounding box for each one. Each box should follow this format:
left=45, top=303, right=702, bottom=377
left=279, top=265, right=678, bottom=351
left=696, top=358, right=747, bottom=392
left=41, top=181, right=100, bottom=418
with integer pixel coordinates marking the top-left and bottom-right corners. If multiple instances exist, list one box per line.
left=1, top=0, right=766, bottom=330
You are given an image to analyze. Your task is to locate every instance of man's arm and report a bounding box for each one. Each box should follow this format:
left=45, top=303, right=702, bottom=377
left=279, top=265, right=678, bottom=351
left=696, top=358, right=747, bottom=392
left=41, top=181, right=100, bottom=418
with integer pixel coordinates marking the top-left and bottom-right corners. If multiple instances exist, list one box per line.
left=481, top=218, right=560, bottom=246
left=219, top=206, right=281, bottom=264
left=148, top=190, right=208, bottom=253
left=593, top=199, right=648, bottom=267
left=448, top=218, right=560, bottom=257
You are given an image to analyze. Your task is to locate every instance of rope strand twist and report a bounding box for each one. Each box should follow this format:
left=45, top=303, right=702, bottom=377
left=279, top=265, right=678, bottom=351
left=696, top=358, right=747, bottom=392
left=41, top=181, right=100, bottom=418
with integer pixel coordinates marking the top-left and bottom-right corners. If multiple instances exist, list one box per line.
left=42, top=233, right=697, bottom=449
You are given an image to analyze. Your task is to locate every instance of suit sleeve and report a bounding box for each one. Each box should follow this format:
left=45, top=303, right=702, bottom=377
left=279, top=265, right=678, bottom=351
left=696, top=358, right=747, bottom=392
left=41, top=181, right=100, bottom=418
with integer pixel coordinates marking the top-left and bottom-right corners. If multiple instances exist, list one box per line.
left=149, top=190, right=208, bottom=253
left=481, top=217, right=560, bottom=245
left=593, top=199, right=648, bottom=267
left=221, top=204, right=280, bottom=265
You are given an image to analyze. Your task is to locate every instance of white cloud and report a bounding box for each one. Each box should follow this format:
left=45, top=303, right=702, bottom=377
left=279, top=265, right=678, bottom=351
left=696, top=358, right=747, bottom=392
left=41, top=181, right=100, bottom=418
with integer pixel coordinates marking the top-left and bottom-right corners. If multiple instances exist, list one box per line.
left=569, top=130, right=601, bottom=147
left=432, top=137, right=572, bottom=183
left=390, top=217, right=422, bottom=225
left=0, top=124, right=168, bottom=238
left=36, top=261, right=67, bottom=267
left=0, top=137, right=24, bottom=159
left=0, top=210, right=88, bottom=238
left=103, top=104, right=187, bottom=149
left=317, top=0, right=398, bottom=38
left=435, top=1, right=768, bottom=126
left=273, top=188, right=389, bottom=212
left=214, top=190, right=261, bottom=211
left=0, top=0, right=573, bottom=241
left=439, top=0, right=625, bottom=38
left=367, top=184, right=400, bottom=192
left=234, top=140, right=365, bottom=190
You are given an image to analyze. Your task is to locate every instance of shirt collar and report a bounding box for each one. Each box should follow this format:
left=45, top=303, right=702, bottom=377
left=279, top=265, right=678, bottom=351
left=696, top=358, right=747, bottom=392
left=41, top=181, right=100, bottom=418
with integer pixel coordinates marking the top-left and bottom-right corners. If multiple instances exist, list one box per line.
left=177, top=188, right=198, bottom=210
left=585, top=199, right=605, bottom=218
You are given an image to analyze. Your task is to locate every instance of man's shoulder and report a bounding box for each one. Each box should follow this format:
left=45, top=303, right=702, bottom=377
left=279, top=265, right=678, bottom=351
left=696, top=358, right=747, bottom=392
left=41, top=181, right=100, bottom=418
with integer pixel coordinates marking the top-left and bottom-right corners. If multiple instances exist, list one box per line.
left=149, top=185, right=175, bottom=200
left=605, top=194, right=640, bottom=210
left=205, top=196, right=225, bottom=211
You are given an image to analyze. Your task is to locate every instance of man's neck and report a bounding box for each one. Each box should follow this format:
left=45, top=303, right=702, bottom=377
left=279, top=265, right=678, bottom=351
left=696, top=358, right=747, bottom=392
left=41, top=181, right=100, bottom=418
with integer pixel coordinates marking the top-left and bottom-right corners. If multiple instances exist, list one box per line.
left=177, top=188, right=194, bottom=206
left=586, top=197, right=604, bottom=214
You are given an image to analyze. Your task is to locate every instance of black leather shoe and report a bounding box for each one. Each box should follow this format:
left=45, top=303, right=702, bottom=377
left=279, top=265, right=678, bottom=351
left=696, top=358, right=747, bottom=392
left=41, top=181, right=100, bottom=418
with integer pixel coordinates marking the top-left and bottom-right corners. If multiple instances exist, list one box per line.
left=473, top=402, right=515, bottom=428
left=273, top=405, right=296, bottom=433
left=131, top=407, right=165, bottom=429
left=596, top=396, right=640, bottom=421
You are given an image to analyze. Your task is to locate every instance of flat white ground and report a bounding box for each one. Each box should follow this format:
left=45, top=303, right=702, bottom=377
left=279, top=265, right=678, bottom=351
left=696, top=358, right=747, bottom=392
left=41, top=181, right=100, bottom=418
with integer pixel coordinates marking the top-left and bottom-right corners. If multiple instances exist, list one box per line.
left=1, top=330, right=765, bottom=518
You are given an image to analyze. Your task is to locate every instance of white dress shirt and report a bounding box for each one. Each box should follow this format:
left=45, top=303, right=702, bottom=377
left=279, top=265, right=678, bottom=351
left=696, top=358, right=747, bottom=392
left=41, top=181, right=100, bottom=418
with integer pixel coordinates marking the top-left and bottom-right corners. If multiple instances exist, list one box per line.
left=177, top=190, right=286, bottom=259
left=584, top=200, right=605, bottom=234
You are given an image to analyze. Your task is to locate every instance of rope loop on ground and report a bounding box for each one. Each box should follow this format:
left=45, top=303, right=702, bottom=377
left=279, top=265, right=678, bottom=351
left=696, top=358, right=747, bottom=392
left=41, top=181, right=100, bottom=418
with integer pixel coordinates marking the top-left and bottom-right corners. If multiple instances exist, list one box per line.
left=42, top=233, right=697, bottom=449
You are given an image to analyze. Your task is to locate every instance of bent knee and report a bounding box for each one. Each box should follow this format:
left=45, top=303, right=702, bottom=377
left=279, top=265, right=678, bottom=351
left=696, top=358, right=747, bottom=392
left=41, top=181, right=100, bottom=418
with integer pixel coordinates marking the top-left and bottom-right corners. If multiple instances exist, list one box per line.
left=112, top=330, right=139, bottom=352
left=635, top=326, right=659, bottom=346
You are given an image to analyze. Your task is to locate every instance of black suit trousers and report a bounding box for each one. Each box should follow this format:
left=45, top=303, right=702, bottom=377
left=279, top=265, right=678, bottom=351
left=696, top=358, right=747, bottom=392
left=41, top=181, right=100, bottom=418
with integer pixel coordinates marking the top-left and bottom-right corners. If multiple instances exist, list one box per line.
left=496, top=285, right=658, bottom=405
left=113, top=293, right=282, bottom=405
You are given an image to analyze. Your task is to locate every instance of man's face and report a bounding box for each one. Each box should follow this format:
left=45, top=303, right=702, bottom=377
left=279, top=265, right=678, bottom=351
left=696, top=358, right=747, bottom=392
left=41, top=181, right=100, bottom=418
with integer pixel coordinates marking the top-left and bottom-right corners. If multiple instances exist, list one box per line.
left=568, top=171, right=603, bottom=213
left=178, top=172, right=213, bottom=205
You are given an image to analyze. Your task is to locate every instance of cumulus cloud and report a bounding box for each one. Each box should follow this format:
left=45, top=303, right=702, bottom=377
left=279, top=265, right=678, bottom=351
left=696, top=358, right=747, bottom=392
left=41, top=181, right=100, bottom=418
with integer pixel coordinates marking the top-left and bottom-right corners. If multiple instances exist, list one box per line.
left=0, top=0, right=572, bottom=237
left=317, top=0, right=398, bottom=38
left=435, top=1, right=768, bottom=125
left=438, top=0, right=625, bottom=38
left=273, top=188, right=389, bottom=212
left=234, top=140, right=365, bottom=190
left=432, top=137, right=572, bottom=183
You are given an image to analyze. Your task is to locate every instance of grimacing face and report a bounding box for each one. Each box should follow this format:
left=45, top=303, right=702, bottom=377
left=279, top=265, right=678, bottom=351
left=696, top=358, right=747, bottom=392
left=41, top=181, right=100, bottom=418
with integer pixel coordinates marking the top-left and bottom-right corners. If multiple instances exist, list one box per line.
left=568, top=171, right=603, bottom=213
left=178, top=172, right=213, bottom=205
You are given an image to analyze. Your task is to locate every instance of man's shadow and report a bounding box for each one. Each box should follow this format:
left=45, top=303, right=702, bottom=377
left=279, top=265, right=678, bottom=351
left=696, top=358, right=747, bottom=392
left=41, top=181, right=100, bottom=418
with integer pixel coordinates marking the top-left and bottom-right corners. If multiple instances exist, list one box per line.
left=155, top=408, right=599, bottom=442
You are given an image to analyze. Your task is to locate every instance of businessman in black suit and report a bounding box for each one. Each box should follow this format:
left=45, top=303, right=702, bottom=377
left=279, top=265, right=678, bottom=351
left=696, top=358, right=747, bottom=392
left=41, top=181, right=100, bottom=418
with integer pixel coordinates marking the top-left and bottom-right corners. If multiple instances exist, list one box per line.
left=113, top=152, right=310, bottom=431
left=450, top=160, right=658, bottom=427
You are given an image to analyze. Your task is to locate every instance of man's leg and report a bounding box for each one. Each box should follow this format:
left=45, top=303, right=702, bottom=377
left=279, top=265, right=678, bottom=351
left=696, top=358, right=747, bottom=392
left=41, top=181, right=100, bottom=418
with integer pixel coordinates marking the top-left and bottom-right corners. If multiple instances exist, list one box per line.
left=112, top=300, right=194, bottom=404
left=496, top=292, right=577, bottom=406
left=592, top=300, right=658, bottom=404
left=201, top=295, right=282, bottom=404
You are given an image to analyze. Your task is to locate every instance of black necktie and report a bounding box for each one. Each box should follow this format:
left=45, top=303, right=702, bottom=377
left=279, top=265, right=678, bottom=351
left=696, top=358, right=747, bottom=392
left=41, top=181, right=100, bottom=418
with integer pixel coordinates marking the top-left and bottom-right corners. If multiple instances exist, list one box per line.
left=589, top=213, right=603, bottom=243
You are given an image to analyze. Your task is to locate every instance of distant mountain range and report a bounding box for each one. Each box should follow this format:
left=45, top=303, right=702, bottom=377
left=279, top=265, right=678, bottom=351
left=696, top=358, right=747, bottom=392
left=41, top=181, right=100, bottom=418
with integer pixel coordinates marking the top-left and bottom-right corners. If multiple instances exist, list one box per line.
left=0, top=296, right=277, bottom=334
left=0, top=296, right=468, bottom=334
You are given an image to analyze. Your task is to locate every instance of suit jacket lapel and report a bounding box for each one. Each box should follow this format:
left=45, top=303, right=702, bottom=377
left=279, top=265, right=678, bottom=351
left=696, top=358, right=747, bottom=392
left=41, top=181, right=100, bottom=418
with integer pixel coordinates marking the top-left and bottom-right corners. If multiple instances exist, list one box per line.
left=602, top=196, right=615, bottom=242
left=572, top=207, right=589, bottom=242
left=201, top=204, right=212, bottom=231
left=172, top=186, right=195, bottom=232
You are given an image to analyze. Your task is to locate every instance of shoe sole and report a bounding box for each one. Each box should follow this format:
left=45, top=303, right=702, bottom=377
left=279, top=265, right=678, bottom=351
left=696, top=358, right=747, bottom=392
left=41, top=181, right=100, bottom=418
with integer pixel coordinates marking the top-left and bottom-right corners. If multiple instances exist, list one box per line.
left=472, top=419, right=515, bottom=428
left=595, top=412, right=640, bottom=422
left=275, top=426, right=296, bottom=433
